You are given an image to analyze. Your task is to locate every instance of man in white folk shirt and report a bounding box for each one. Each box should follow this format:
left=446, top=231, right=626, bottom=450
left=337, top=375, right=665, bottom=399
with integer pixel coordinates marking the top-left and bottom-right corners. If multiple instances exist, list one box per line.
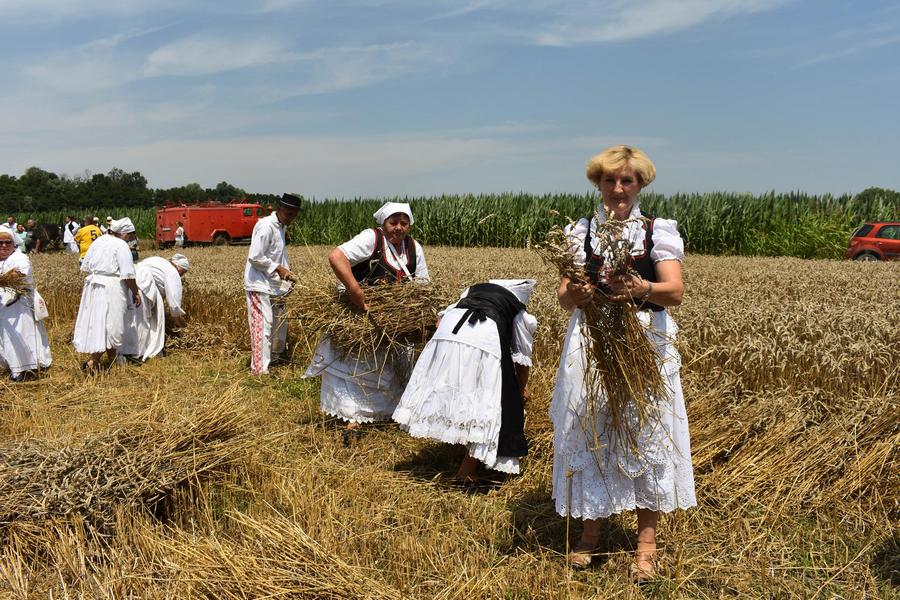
left=72, top=217, right=141, bottom=372
left=245, top=193, right=301, bottom=375
left=121, top=253, right=189, bottom=362
left=0, top=230, right=52, bottom=381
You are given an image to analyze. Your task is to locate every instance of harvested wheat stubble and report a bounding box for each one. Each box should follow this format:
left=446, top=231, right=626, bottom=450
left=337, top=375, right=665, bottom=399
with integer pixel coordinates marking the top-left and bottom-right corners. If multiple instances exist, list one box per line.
left=0, top=388, right=257, bottom=548
left=535, top=214, right=667, bottom=458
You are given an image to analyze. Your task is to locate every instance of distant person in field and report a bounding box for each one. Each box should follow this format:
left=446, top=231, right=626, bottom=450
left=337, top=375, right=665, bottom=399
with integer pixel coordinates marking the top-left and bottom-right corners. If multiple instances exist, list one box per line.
left=63, top=215, right=80, bottom=253
left=2, top=215, right=17, bottom=236
left=121, top=253, right=189, bottom=362
left=14, top=224, right=27, bottom=253
left=0, top=230, right=52, bottom=381
left=174, top=221, right=185, bottom=248
left=74, top=215, right=103, bottom=263
left=105, top=216, right=113, bottom=233
left=23, top=219, right=39, bottom=253
left=72, top=217, right=141, bottom=373
left=244, top=193, right=301, bottom=375
left=550, top=145, right=696, bottom=579
left=304, top=202, right=430, bottom=438
left=93, top=216, right=107, bottom=234
left=393, top=279, right=536, bottom=481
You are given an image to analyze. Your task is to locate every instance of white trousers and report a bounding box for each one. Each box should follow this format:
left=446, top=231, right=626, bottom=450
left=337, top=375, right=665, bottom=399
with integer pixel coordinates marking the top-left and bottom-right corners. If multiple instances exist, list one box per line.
left=246, top=291, right=287, bottom=375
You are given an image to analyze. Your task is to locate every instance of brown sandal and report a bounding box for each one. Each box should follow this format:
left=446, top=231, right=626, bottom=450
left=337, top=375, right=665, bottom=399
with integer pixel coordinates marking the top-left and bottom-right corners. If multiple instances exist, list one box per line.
left=568, top=537, right=599, bottom=569
left=630, top=542, right=658, bottom=583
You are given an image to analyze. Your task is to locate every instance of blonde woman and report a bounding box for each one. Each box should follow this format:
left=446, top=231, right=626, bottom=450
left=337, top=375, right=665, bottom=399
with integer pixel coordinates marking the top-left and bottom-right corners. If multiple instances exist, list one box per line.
left=550, top=145, right=696, bottom=580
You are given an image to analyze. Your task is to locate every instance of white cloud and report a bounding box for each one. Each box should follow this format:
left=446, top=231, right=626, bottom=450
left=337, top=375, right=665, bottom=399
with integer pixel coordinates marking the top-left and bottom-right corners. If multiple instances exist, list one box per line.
left=142, top=34, right=294, bottom=77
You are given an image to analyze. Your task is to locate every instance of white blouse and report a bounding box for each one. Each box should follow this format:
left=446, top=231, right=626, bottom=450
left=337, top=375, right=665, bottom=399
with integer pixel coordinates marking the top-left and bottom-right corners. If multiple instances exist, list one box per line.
left=135, top=256, right=185, bottom=317
left=339, top=228, right=430, bottom=280
left=80, top=234, right=136, bottom=279
left=564, top=203, right=684, bottom=267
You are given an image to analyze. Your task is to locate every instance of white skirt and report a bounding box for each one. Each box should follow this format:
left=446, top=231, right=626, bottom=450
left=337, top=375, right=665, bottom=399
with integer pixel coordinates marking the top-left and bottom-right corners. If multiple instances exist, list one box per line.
left=550, top=308, right=696, bottom=519
left=121, top=284, right=166, bottom=361
left=304, top=337, right=406, bottom=424
left=393, top=336, right=520, bottom=474
left=0, top=295, right=52, bottom=376
left=72, top=274, right=129, bottom=354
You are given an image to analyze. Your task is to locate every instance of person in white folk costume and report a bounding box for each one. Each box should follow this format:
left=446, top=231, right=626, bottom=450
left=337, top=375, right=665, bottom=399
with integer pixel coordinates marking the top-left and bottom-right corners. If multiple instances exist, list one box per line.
left=304, top=202, right=430, bottom=436
left=245, top=193, right=301, bottom=375
left=72, top=217, right=141, bottom=372
left=63, top=215, right=80, bottom=254
left=121, top=254, right=189, bottom=362
left=0, top=230, right=52, bottom=381
left=551, top=145, right=696, bottom=579
left=393, top=279, right=537, bottom=480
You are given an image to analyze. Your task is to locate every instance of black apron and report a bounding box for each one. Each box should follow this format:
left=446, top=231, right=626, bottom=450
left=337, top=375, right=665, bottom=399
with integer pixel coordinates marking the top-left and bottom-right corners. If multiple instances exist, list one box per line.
left=451, top=283, right=529, bottom=458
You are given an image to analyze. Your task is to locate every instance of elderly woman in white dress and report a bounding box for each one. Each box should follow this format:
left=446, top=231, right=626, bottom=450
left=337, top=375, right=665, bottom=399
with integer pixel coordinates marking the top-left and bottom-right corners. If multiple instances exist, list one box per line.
left=393, top=279, right=537, bottom=481
left=121, top=254, right=189, bottom=362
left=0, top=230, right=52, bottom=381
left=72, top=218, right=141, bottom=372
left=551, top=145, right=696, bottom=579
left=304, top=202, right=429, bottom=435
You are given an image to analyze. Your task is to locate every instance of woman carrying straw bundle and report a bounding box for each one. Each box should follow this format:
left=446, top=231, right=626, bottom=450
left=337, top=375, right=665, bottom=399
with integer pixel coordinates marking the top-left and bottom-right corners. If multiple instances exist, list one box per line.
left=393, top=279, right=537, bottom=482
left=304, top=202, right=429, bottom=435
left=551, top=145, right=696, bottom=579
left=0, top=230, right=52, bottom=381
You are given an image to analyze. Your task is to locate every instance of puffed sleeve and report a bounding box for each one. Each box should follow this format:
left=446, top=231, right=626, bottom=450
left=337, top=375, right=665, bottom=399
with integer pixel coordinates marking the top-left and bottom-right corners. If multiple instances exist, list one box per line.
left=563, top=218, right=590, bottom=268
left=339, top=229, right=378, bottom=266
left=413, top=240, right=430, bottom=281
left=650, top=218, right=684, bottom=263
left=510, top=310, right=538, bottom=367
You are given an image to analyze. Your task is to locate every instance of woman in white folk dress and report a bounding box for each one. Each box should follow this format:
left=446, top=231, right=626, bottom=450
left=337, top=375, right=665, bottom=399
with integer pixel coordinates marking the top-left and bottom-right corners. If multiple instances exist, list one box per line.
left=393, top=279, right=537, bottom=481
left=121, top=253, right=189, bottom=362
left=551, top=145, right=696, bottom=580
left=0, top=230, right=52, bottom=381
left=304, top=202, right=429, bottom=437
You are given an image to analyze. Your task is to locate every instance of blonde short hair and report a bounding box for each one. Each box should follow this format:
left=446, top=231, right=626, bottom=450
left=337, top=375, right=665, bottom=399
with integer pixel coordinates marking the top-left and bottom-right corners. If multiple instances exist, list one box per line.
left=586, top=145, right=656, bottom=187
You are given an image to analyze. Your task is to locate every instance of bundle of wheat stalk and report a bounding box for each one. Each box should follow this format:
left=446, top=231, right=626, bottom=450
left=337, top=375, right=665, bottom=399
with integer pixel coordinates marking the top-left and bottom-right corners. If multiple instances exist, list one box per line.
left=0, top=269, right=29, bottom=295
left=0, top=392, right=257, bottom=549
left=286, top=276, right=445, bottom=370
left=535, top=209, right=668, bottom=458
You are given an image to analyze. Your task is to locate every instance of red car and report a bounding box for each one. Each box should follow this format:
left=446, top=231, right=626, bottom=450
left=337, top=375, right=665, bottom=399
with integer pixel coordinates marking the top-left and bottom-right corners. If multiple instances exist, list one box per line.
left=845, top=222, right=900, bottom=261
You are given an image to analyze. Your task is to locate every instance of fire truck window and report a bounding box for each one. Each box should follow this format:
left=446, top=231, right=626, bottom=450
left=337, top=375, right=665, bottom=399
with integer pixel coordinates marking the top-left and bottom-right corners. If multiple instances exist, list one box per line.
left=243, top=208, right=252, bottom=217
left=256, top=208, right=262, bottom=216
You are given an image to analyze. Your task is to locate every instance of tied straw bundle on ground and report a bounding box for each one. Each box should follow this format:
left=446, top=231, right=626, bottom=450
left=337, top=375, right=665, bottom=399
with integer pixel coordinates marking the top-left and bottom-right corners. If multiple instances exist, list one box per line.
left=287, top=275, right=447, bottom=374
left=535, top=208, right=669, bottom=460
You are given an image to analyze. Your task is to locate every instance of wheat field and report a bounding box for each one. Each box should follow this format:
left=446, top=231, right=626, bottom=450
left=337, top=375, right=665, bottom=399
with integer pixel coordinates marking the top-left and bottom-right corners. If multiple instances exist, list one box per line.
left=1, top=246, right=898, bottom=599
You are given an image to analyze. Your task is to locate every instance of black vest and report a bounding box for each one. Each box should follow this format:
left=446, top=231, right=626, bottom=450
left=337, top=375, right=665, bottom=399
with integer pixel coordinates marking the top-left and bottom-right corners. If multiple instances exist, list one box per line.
left=584, top=212, right=664, bottom=312
left=350, top=228, right=418, bottom=284
left=452, top=283, right=529, bottom=458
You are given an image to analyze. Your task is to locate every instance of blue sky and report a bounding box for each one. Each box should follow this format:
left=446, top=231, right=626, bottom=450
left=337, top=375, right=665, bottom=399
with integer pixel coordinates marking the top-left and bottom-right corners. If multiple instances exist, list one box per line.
left=1, top=0, right=898, bottom=197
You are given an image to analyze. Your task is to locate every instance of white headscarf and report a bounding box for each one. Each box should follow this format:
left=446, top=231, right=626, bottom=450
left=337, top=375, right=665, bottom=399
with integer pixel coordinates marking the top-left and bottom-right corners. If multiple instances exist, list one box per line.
left=170, top=254, right=190, bottom=272
left=489, top=279, right=537, bottom=306
left=373, top=202, right=414, bottom=226
left=109, top=217, right=135, bottom=234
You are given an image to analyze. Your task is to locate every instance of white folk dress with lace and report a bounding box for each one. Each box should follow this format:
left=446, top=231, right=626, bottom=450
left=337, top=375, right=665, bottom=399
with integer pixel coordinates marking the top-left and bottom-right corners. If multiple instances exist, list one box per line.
left=304, top=229, right=430, bottom=423
left=550, top=204, right=697, bottom=519
left=0, top=251, right=52, bottom=376
left=393, top=287, right=537, bottom=474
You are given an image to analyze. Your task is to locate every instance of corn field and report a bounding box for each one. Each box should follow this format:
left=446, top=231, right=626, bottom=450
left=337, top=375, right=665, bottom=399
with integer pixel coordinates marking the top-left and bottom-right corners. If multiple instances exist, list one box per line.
left=1, top=246, right=897, bottom=599
left=12, top=189, right=900, bottom=258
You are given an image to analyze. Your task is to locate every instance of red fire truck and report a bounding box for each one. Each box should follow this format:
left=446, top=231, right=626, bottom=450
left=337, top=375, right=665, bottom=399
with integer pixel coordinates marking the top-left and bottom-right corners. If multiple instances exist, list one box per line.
left=156, top=201, right=268, bottom=248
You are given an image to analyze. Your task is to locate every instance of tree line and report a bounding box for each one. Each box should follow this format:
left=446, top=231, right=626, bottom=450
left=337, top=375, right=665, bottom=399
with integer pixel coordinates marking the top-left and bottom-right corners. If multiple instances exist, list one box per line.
left=0, top=166, right=279, bottom=214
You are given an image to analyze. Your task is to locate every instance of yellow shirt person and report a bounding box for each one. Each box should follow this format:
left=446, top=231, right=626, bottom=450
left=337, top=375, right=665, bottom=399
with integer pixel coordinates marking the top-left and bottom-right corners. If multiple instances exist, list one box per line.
left=74, top=224, right=103, bottom=259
